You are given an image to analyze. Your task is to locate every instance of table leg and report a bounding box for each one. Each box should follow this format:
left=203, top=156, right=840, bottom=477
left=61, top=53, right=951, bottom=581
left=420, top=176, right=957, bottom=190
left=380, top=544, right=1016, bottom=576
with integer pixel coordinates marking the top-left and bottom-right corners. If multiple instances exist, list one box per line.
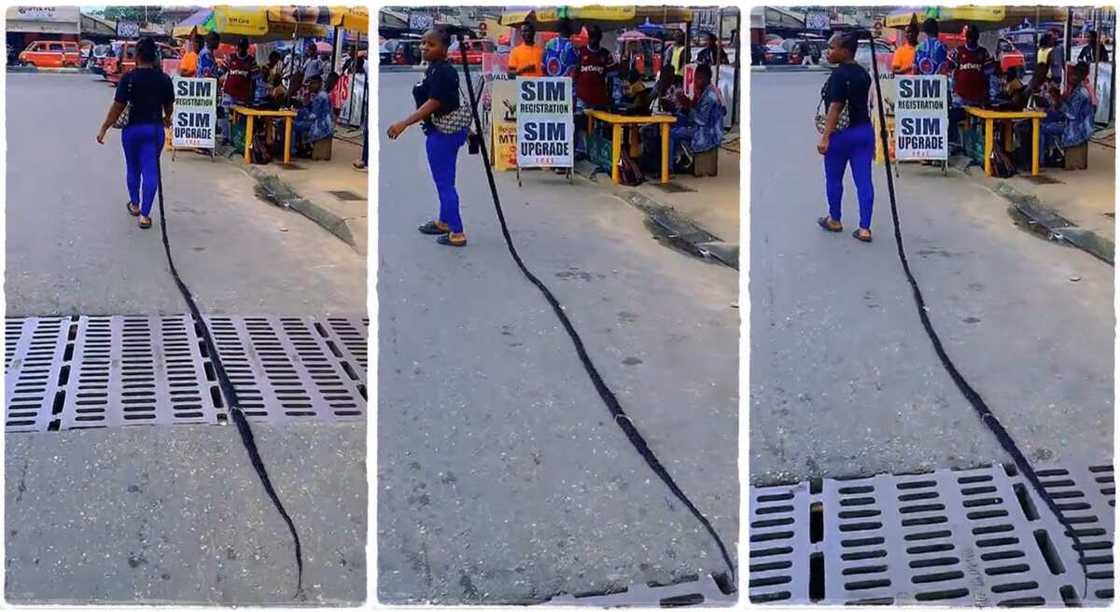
left=283, top=118, right=293, bottom=165
left=244, top=115, right=254, bottom=164
left=611, top=124, right=621, bottom=185
left=983, top=118, right=993, bottom=176
left=661, top=123, right=670, bottom=183
left=1032, top=117, right=1040, bottom=176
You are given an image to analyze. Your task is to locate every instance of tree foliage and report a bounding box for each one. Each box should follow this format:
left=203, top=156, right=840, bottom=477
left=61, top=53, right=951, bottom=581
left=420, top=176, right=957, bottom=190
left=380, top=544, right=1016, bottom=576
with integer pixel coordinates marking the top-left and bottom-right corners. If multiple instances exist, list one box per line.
left=100, top=6, right=164, bottom=25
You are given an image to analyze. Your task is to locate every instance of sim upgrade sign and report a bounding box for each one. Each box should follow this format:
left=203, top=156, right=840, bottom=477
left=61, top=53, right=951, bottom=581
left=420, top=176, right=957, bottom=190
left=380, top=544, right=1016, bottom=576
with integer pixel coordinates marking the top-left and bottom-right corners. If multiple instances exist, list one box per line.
left=171, top=77, right=218, bottom=149
left=516, top=77, right=574, bottom=168
left=895, top=75, right=948, bottom=161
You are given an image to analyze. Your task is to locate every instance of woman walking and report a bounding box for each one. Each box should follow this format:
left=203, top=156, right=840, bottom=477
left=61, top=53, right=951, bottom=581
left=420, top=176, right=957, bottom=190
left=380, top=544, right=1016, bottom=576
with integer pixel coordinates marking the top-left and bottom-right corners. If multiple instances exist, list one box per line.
left=96, top=37, right=174, bottom=230
left=816, top=32, right=875, bottom=242
left=387, top=27, right=471, bottom=247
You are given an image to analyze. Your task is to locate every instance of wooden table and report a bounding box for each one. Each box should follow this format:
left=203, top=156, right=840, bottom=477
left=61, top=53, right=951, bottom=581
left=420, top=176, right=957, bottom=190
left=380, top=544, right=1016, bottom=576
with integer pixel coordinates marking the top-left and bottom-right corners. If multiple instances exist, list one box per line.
left=964, top=107, right=1047, bottom=177
left=230, top=106, right=298, bottom=165
left=586, top=110, right=677, bottom=184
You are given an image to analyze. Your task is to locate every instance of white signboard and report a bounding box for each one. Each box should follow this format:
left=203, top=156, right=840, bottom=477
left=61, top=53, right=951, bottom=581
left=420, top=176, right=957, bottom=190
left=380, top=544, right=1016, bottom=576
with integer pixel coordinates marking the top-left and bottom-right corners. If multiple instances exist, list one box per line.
left=894, top=75, right=948, bottom=161
left=408, top=12, right=433, bottom=32
left=171, top=77, right=218, bottom=149
left=116, top=21, right=140, bottom=38
left=516, top=77, right=573, bottom=168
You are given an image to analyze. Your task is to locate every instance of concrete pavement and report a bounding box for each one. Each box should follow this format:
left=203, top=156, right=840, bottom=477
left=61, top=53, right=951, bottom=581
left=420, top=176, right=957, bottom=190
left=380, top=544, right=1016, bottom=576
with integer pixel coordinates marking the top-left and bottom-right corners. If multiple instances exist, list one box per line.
left=750, top=71, right=1113, bottom=486
left=5, top=72, right=367, bottom=604
left=378, top=72, right=739, bottom=604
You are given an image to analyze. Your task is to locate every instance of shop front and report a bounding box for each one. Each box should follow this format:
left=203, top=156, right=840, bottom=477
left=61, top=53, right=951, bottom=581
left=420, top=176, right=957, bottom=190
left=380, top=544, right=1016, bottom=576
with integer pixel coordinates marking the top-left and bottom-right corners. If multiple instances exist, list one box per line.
left=6, top=6, right=81, bottom=61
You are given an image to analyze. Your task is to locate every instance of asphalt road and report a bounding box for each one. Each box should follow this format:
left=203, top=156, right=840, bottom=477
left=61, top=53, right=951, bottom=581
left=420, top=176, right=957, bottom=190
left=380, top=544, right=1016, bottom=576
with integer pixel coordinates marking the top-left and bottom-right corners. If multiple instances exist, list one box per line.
left=5, top=73, right=367, bottom=604
left=377, top=72, right=739, bottom=604
left=749, top=71, right=1114, bottom=486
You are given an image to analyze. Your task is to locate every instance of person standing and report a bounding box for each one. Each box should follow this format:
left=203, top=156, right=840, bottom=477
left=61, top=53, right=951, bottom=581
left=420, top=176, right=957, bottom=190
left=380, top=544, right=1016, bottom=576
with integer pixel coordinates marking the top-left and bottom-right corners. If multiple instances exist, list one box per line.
left=696, top=32, right=729, bottom=65
left=508, top=23, right=544, bottom=78
left=1049, top=29, right=1066, bottom=83
left=198, top=31, right=219, bottom=78
left=1079, top=30, right=1109, bottom=64
left=387, top=28, right=471, bottom=248
left=915, top=18, right=948, bottom=75
left=892, top=20, right=919, bottom=75
left=179, top=33, right=203, bottom=77
left=947, top=25, right=995, bottom=107
left=96, top=37, right=174, bottom=230
left=666, top=28, right=687, bottom=75
left=816, top=32, right=874, bottom=243
left=543, top=18, right=579, bottom=77
left=575, top=25, right=616, bottom=110
left=223, top=37, right=257, bottom=106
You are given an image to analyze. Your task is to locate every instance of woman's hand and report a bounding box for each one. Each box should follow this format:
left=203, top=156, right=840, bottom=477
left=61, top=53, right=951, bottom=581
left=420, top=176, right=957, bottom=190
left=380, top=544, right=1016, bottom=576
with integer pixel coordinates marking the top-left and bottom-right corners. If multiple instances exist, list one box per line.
left=387, top=121, right=408, bottom=140
left=817, top=134, right=830, bottom=155
left=96, top=125, right=108, bottom=145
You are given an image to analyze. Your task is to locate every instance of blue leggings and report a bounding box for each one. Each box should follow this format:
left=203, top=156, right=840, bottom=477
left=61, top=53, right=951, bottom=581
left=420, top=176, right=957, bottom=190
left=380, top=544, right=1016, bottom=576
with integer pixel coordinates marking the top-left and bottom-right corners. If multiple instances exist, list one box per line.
left=823, top=122, right=875, bottom=230
left=121, top=122, right=165, bottom=217
left=425, top=128, right=468, bottom=233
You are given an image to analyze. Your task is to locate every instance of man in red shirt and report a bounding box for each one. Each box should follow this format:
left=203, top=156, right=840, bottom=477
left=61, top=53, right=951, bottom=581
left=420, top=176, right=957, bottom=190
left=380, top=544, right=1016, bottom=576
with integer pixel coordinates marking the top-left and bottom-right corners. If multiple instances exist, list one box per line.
left=575, top=24, right=617, bottom=110
left=947, top=24, right=994, bottom=106
left=223, top=37, right=258, bottom=105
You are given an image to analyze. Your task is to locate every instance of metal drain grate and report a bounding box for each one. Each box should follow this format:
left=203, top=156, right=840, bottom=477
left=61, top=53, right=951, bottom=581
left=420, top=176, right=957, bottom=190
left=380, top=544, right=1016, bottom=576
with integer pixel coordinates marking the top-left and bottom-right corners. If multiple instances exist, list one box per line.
left=545, top=574, right=736, bottom=607
left=5, top=315, right=368, bottom=432
left=750, top=462, right=1115, bottom=606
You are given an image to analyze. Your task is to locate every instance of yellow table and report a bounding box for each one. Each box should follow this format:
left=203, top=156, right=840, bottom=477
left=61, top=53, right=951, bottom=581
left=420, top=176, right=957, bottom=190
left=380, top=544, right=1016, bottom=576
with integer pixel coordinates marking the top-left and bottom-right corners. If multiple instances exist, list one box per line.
left=230, top=106, right=298, bottom=165
left=964, top=107, right=1047, bottom=177
left=586, top=110, right=677, bottom=184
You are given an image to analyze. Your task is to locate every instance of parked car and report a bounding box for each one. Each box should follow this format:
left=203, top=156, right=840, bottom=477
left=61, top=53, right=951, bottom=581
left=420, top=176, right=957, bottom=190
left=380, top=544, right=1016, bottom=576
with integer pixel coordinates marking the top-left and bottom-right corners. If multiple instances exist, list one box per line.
left=18, top=40, right=81, bottom=68
left=385, top=39, right=422, bottom=65
left=449, top=39, right=496, bottom=65
left=854, top=39, right=894, bottom=75
left=781, top=37, right=827, bottom=64
left=378, top=42, right=393, bottom=65
left=103, top=41, right=180, bottom=84
left=761, top=44, right=790, bottom=65
left=87, top=44, right=112, bottom=73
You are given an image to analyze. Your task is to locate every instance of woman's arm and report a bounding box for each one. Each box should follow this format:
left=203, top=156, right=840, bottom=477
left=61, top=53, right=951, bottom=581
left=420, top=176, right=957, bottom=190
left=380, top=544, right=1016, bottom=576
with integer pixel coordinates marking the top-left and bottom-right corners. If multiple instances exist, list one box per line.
left=818, top=101, right=845, bottom=154
left=387, top=98, right=441, bottom=139
left=96, top=100, right=127, bottom=144
left=163, top=102, right=175, bottom=128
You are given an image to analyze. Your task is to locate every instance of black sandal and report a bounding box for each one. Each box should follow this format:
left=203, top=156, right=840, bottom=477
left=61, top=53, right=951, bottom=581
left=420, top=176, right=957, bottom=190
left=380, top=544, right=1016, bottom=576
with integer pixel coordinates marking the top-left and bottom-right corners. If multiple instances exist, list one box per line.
left=126, top=201, right=140, bottom=216
left=852, top=229, right=872, bottom=243
left=418, top=220, right=450, bottom=235
left=138, top=216, right=152, bottom=229
left=437, top=233, right=467, bottom=247
left=817, top=216, right=842, bottom=232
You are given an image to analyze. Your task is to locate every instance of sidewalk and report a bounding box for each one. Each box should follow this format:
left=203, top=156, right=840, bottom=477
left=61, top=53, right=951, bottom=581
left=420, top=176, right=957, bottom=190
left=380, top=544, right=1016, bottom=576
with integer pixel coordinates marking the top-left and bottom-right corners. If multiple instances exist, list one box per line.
left=225, top=134, right=369, bottom=255
left=965, top=136, right=1115, bottom=264
left=574, top=135, right=741, bottom=268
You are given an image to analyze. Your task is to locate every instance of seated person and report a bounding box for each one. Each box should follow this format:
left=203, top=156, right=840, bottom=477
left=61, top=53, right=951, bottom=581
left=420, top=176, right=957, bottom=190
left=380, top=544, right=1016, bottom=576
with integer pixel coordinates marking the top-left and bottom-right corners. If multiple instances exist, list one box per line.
left=667, top=64, right=725, bottom=170
left=622, top=68, right=651, bottom=110
left=1040, top=62, right=1096, bottom=154
left=292, top=74, right=334, bottom=156
left=650, top=64, right=681, bottom=114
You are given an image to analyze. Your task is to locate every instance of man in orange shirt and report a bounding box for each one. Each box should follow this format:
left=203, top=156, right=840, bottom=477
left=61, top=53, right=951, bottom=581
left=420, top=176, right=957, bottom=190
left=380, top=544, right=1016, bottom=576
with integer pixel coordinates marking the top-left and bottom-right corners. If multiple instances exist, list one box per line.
left=179, top=33, right=203, bottom=77
left=892, top=21, right=919, bottom=75
left=508, top=23, right=544, bottom=78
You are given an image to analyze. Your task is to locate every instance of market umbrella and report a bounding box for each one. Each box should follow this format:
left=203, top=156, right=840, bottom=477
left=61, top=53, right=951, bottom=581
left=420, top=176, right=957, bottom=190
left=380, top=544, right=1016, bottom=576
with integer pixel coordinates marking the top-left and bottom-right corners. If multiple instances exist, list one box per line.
left=172, top=8, right=212, bottom=38
left=885, top=6, right=1068, bottom=31
left=500, top=6, right=691, bottom=29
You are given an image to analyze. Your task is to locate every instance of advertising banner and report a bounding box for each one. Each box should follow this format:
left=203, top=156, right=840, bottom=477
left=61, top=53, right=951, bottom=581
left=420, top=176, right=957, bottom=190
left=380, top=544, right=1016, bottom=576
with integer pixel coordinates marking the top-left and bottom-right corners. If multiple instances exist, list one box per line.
left=516, top=77, right=573, bottom=168
left=491, top=80, right=518, bottom=170
left=171, top=77, right=218, bottom=149
left=894, top=75, right=948, bottom=160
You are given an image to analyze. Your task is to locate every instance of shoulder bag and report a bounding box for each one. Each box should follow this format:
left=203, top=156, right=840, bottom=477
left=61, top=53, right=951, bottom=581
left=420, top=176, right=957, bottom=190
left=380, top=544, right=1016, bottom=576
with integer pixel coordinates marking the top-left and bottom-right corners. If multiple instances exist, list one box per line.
left=112, top=78, right=133, bottom=129
left=815, top=78, right=850, bottom=134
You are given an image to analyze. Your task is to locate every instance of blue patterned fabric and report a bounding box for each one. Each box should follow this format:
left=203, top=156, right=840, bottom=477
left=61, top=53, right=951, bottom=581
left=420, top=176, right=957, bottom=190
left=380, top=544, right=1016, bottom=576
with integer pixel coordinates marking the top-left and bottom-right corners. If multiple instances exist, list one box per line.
left=1061, top=85, right=1095, bottom=147
left=688, top=84, right=726, bottom=153
left=294, top=90, right=334, bottom=147
left=915, top=38, right=948, bottom=75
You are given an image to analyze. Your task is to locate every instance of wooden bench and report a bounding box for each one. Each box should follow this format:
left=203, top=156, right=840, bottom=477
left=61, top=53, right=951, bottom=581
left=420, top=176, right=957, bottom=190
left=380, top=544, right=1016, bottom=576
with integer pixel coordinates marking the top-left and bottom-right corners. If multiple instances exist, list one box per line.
left=310, top=136, right=333, bottom=161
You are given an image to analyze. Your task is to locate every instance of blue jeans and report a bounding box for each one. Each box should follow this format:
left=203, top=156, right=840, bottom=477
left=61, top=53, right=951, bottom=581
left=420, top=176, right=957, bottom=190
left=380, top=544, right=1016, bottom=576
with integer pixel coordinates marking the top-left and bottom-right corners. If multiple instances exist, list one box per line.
left=121, top=122, right=165, bottom=217
left=824, top=122, right=875, bottom=230
left=425, top=128, right=468, bottom=233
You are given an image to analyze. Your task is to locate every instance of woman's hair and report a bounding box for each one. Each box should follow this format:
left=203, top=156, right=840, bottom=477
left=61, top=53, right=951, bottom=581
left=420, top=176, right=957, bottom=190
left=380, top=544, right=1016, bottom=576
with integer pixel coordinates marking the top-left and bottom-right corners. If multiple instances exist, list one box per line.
left=428, top=26, right=452, bottom=49
left=834, top=31, right=859, bottom=57
left=136, top=37, right=157, bottom=63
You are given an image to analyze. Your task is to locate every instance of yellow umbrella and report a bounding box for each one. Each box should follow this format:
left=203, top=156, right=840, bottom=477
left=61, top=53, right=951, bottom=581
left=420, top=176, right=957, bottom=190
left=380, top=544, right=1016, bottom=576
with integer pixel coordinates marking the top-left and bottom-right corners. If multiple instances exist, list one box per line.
left=213, top=6, right=270, bottom=38
left=885, top=6, right=1066, bottom=30
left=331, top=7, right=368, bottom=33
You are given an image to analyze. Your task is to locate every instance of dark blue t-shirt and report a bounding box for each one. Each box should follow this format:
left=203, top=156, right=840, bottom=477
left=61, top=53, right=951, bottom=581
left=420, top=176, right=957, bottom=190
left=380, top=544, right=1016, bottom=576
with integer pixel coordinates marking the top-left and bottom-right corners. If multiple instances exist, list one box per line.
left=412, top=60, right=460, bottom=128
left=823, top=62, right=871, bottom=127
left=115, top=67, right=175, bottom=127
